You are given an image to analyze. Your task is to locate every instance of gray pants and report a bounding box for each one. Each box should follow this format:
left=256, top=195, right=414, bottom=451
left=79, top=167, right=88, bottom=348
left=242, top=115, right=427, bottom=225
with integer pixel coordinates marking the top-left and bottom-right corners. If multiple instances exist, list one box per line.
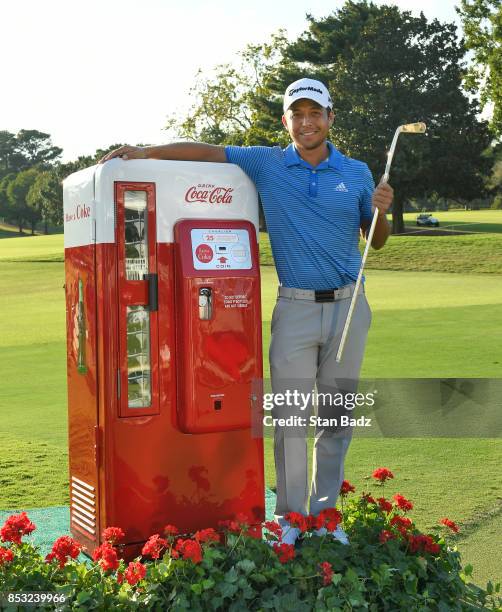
left=269, top=286, right=372, bottom=525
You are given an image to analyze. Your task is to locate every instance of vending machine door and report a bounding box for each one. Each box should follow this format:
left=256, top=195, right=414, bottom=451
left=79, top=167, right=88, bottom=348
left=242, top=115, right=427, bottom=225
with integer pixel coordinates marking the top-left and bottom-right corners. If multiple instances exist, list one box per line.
left=115, top=182, right=159, bottom=417
left=175, top=219, right=262, bottom=433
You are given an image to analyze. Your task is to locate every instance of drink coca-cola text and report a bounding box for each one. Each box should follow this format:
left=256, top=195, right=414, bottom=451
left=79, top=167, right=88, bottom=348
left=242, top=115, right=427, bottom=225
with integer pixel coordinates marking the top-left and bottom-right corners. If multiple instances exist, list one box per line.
left=185, top=185, right=233, bottom=204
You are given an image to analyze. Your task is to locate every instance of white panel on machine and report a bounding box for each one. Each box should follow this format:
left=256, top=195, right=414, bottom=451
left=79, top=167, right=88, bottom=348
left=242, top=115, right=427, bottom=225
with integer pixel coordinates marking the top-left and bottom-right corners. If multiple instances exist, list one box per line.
left=64, top=160, right=259, bottom=247
left=191, top=228, right=252, bottom=270
left=63, top=166, right=96, bottom=248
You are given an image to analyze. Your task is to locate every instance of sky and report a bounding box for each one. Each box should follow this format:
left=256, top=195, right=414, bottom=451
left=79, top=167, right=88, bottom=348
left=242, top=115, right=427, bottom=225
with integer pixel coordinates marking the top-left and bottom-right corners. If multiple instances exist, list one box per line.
left=0, top=0, right=463, bottom=161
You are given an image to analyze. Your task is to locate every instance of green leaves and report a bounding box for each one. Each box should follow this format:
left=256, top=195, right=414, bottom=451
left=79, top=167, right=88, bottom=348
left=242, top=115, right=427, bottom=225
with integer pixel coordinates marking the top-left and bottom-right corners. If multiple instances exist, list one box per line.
left=218, top=581, right=238, bottom=599
left=370, top=562, right=392, bottom=588
left=236, top=558, right=256, bottom=574
left=224, top=566, right=239, bottom=583
left=202, top=578, right=215, bottom=590
left=458, top=0, right=502, bottom=137
left=165, top=35, right=288, bottom=148
left=0, top=129, right=61, bottom=181
left=76, top=590, right=91, bottom=605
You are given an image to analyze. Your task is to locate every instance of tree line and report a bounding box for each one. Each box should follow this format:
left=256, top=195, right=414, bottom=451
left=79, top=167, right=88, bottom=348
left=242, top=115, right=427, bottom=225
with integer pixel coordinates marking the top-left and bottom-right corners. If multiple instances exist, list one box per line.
left=1, top=0, right=500, bottom=235
left=0, top=131, right=121, bottom=234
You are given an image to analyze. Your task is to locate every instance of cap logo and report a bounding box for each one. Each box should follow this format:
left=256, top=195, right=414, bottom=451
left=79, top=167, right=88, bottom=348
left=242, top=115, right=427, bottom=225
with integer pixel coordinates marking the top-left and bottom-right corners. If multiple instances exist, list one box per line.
left=288, top=85, right=323, bottom=96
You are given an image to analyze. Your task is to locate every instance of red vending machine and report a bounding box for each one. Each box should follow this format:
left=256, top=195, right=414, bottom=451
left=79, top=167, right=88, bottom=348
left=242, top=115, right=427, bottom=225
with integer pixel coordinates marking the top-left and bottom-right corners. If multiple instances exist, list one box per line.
left=63, top=159, right=264, bottom=559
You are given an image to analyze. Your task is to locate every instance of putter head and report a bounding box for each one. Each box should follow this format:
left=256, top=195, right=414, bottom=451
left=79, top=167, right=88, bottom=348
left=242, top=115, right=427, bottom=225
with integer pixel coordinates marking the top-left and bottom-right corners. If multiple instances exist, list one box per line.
left=400, top=122, right=426, bottom=133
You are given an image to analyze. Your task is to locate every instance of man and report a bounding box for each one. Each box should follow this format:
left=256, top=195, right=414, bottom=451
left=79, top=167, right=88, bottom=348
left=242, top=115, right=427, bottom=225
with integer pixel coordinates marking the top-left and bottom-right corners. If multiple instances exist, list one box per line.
left=100, top=78, right=393, bottom=546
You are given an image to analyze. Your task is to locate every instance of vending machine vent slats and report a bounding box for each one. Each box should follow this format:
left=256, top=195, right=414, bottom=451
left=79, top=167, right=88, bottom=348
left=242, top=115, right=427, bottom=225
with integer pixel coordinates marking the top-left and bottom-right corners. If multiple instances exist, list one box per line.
left=72, top=517, right=96, bottom=537
left=71, top=499, right=95, bottom=518
left=72, top=508, right=95, bottom=528
left=70, top=476, right=96, bottom=538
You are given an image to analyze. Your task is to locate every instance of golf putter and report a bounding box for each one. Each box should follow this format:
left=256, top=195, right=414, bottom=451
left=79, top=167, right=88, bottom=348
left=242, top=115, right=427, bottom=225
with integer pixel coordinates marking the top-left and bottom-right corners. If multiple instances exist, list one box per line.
left=335, top=122, right=426, bottom=363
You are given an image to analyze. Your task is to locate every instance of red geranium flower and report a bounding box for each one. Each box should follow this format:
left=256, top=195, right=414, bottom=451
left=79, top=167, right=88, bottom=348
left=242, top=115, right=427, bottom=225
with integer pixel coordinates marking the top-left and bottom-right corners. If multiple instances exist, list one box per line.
left=194, top=528, right=219, bottom=544
left=372, top=468, right=394, bottom=483
left=45, top=536, right=82, bottom=569
left=305, top=515, right=318, bottom=531
left=362, top=493, right=376, bottom=504
left=427, top=541, right=441, bottom=555
left=379, top=530, right=396, bottom=543
left=124, top=561, right=147, bottom=585
left=164, top=524, right=178, bottom=537
left=316, top=508, right=343, bottom=531
left=393, top=494, right=413, bottom=512
left=408, top=534, right=440, bottom=555
left=0, top=546, right=14, bottom=565
left=390, top=515, right=413, bottom=531
left=175, top=538, right=203, bottom=564
left=284, top=512, right=308, bottom=532
left=319, top=561, right=334, bottom=586
left=102, top=527, right=125, bottom=544
left=440, top=518, right=459, bottom=533
left=235, top=513, right=249, bottom=526
left=272, top=542, right=295, bottom=563
left=377, top=497, right=393, bottom=513
left=340, top=480, right=356, bottom=496
left=93, top=541, right=119, bottom=572
left=0, top=512, right=36, bottom=545
left=264, top=521, right=283, bottom=539
left=141, top=534, right=168, bottom=560
left=217, top=519, right=241, bottom=533
left=246, top=527, right=262, bottom=539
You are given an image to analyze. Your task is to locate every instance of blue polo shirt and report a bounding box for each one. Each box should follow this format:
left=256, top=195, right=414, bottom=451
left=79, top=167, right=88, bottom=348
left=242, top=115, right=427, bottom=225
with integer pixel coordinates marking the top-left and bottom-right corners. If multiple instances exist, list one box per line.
left=225, top=142, right=374, bottom=290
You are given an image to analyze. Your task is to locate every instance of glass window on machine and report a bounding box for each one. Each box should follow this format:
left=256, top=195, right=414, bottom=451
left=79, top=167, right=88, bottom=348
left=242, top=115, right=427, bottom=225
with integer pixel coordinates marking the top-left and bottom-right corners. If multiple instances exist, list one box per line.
left=127, top=305, right=151, bottom=408
left=124, top=190, right=148, bottom=281
left=123, top=190, right=151, bottom=408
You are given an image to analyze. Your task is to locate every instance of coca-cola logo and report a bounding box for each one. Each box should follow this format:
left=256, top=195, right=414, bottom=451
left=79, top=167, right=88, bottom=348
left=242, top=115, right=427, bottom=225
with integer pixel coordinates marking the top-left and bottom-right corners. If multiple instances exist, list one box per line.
left=65, top=203, right=91, bottom=223
left=185, top=184, right=233, bottom=204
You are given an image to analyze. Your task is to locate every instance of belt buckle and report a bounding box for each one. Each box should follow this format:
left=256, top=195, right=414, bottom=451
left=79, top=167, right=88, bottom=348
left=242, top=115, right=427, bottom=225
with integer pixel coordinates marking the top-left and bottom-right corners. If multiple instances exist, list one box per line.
left=315, top=288, right=337, bottom=303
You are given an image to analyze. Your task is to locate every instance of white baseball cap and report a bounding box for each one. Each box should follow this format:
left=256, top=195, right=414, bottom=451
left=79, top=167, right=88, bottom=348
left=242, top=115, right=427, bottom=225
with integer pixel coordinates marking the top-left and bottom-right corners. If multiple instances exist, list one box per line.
left=283, top=78, right=333, bottom=112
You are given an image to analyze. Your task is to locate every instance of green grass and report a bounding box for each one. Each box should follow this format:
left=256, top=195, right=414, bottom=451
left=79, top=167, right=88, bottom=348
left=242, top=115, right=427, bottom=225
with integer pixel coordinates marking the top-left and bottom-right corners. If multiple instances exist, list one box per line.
left=0, top=221, right=40, bottom=239
left=402, top=209, right=502, bottom=234
left=0, top=233, right=64, bottom=262
left=0, top=258, right=68, bottom=504
left=260, top=231, right=502, bottom=274
left=1, top=234, right=501, bottom=588
left=365, top=234, right=502, bottom=274
left=261, top=266, right=502, bottom=378
left=0, top=432, right=69, bottom=509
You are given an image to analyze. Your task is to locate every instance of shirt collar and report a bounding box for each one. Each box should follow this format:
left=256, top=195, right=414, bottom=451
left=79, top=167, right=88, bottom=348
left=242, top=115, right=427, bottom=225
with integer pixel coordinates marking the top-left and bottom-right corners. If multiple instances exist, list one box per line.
left=284, top=142, right=344, bottom=171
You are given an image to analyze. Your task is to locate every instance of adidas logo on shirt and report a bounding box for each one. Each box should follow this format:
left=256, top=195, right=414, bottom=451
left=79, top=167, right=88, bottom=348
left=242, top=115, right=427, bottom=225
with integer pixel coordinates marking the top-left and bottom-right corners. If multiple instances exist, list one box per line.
left=334, top=182, right=348, bottom=192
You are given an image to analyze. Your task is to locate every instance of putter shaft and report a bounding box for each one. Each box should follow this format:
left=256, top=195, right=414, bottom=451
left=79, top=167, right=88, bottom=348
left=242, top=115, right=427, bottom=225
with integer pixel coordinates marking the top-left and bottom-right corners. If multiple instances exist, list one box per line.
left=335, top=122, right=426, bottom=363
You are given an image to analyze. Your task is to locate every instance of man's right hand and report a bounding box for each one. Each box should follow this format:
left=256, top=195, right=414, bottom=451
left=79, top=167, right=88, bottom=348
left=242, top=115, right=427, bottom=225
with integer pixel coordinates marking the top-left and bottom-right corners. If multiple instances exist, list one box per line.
left=99, top=145, right=147, bottom=164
